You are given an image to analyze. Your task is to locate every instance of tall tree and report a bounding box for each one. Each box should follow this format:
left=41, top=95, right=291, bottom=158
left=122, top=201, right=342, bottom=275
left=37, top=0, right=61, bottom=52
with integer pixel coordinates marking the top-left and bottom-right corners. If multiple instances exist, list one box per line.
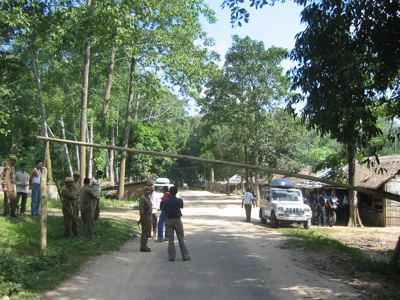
left=201, top=35, right=289, bottom=204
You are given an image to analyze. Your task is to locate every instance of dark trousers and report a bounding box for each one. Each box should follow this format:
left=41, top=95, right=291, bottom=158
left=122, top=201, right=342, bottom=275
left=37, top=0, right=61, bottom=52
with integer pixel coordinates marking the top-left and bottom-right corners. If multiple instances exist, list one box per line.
left=15, top=192, right=28, bottom=214
left=318, top=206, right=326, bottom=226
left=94, top=198, right=100, bottom=220
left=82, top=209, right=94, bottom=239
left=244, top=204, right=252, bottom=222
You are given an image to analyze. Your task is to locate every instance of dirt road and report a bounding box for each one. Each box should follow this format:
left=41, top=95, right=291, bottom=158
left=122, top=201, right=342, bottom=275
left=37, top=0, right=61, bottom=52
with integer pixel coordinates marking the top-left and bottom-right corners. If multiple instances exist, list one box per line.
left=45, top=190, right=363, bottom=300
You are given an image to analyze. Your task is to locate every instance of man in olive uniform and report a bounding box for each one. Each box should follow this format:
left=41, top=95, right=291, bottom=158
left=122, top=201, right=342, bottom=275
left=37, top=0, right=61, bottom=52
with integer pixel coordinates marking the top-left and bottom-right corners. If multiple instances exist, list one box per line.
left=61, top=177, right=79, bottom=237
left=80, top=177, right=98, bottom=239
left=1, top=155, right=17, bottom=217
left=72, top=171, right=81, bottom=218
left=139, top=186, right=152, bottom=252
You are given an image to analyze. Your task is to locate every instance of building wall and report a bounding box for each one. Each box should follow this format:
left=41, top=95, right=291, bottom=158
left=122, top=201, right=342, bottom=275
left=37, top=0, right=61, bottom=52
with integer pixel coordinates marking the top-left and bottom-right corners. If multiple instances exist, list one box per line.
left=385, top=175, right=400, bottom=226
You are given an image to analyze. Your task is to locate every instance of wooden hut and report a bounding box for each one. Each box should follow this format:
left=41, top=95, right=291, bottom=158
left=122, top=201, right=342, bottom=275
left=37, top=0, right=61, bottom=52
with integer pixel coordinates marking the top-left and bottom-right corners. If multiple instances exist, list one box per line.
left=356, top=155, right=400, bottom=227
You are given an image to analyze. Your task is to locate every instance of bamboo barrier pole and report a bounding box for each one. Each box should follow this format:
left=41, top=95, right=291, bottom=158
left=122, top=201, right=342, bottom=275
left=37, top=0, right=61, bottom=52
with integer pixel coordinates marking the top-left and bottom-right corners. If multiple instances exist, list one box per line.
left=37, top=136, right=400, bottom=203
left=40, top=167, right=48, bottom=256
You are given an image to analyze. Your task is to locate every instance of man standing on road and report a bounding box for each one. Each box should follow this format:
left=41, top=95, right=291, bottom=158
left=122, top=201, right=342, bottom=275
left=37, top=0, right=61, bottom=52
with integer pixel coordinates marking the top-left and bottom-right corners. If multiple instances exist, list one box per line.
left=139, top=186, right=153, bottom=252
left=242, top=188, right=255, bottom=222
left=72, top=171, right=81, bottom=219
left=2, top=155, right=17, bottom=217
left=14, top=163, right=30, bottom=215
left=164, top=186, right=190, bottom=261
left=29, top=159, right=43, bottom=217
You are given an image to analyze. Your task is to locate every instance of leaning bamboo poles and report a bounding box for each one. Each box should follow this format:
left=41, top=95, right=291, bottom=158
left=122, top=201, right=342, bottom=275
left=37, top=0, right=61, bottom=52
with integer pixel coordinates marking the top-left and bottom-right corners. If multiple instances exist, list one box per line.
left=37, top=136, right=400, bottom=203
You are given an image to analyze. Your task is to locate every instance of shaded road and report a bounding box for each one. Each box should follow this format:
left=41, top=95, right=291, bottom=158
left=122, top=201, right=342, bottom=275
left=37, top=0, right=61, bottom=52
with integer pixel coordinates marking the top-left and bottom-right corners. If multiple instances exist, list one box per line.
left=45, top=190, right=361, bottom=300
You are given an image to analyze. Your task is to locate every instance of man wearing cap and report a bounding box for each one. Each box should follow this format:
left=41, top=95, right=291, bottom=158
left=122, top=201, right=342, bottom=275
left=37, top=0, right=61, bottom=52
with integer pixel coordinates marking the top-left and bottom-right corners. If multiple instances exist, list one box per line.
left=1, top=155, right=17, bottom=217
left=61, top=177, right=79, bottom=237
left=139, top=186, right=153, bottom=252
left=72, top=171, right=81, bottom=218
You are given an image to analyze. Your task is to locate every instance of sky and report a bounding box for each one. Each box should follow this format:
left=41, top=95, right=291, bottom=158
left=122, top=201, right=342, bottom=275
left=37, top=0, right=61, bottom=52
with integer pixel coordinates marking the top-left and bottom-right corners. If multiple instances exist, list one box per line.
left=186, top=1, right=304, bottom=115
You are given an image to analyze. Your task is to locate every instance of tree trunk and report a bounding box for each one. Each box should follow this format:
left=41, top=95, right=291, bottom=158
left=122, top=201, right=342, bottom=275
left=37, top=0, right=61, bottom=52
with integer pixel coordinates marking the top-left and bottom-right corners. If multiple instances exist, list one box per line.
left=210, top=167, right=215, bottom=183
left=118, top=56, right=137, bottom=200
left=347, top=142, right=364, bottom=227
left=88, top=120, right=94, bottom=178
left=30, top=43, right=53, bottom=183
left=255, top=151, right=260, bottom=207
left=60, top=117, right=73, bottom=176
left=102, top=44, right=116, bottom=120
left=73, top=122, right=80, bottom=172
left=80, top=0, right=92, bottom=184
left=40, top=167, right=48, bottom=255
left=108, top=126, right=115, bottom=184
left=390, top=236, right=400, bottom=265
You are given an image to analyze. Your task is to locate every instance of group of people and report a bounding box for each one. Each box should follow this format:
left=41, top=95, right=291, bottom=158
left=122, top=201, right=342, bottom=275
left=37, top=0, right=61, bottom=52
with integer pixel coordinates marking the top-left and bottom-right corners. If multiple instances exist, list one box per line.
left=139, top=182, right=190, bottom=262
left=60, top=170, right=103, bottom=239
left=1, top=155, right=43, bottom=218
left=307, top=190, right=348, bottom=226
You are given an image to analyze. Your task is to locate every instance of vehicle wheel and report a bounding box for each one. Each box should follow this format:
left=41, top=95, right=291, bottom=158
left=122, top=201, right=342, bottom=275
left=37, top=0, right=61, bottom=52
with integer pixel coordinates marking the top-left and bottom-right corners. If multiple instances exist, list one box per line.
left=328, top=211, right=336, bottom=227
left=303, top=219, right=311, bottom=229
left=260, top=217, right=267, bottom=224
left=270, top=211, right=279, bottom=228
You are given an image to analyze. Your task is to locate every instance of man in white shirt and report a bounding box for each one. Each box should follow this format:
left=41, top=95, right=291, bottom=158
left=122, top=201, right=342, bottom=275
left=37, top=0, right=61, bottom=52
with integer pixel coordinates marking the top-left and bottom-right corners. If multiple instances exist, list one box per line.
left=14, top=163, right=30, bottom=215
left=242, top=188, right=255, bottom=222
left=148, top=182, right=159, bottom=238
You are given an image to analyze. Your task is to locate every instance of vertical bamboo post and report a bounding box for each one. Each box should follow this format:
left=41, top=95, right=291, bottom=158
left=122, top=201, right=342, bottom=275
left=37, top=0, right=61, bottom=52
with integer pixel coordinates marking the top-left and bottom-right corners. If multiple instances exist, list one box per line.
left=40, top=167, right=48, bottom=256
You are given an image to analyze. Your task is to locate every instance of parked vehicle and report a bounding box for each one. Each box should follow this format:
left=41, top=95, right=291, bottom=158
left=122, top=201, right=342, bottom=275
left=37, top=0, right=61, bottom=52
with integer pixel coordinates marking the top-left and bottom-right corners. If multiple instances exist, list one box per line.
left=325, top=198, right=338, bottom=227
left=259, top=179, right=312, bottom=229
left=153, top=178, right=174, bottom=201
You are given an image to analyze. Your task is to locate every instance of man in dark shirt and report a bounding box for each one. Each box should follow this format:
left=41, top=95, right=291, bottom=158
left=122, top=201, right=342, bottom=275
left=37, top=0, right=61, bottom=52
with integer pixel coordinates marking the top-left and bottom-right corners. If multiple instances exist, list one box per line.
left=164, top=186, right=190, bottom=261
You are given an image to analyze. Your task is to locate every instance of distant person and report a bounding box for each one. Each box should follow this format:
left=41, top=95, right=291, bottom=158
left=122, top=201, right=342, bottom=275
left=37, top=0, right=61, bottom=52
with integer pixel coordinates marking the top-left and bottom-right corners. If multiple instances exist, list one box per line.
left=341, top=193, right=349, bottom=222
left=29, top=159, right=43, bottom=217
left=242, top=188, right=255, bottom=222
left=1, top=155, right=17, bottom=217
left=80, top=178, right=98, bottom=239
left=139, top=186, right=153, bottom=252
left=148, top=181, right=159, bottom=238
left=164, top=186, right=190, bottom=261
left=14, top=163, right=30, bottom=215
left=61, top=177, right=79, bottom=237
left=90, top=170, right=103, bottom=220
left=156, top=185, right=170, bottom=242
left=317, top=193, right=327, bottom=226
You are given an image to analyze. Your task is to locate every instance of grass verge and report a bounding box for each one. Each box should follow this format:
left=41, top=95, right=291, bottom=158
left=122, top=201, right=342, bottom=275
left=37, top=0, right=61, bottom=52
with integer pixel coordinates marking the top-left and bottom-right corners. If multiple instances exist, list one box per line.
left=0, top=214, right=138, bottom=299
left=279, top=228, right=400, bottom=277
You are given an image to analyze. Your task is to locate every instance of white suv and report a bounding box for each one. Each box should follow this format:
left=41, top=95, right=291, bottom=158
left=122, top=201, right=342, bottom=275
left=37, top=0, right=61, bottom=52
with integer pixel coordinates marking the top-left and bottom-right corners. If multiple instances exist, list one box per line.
left=259, top=179, right=312, bottom=229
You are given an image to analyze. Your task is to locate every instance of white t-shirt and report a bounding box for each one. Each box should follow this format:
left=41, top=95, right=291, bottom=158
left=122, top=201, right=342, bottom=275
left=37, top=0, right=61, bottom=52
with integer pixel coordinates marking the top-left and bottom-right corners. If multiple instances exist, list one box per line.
left=31, top=168, right=41, bottom=184
left=15, top=171, right=29, bottom=193
left=243, top=191, right=254, bottom=205
left=150, top=192, right=159, bottom=214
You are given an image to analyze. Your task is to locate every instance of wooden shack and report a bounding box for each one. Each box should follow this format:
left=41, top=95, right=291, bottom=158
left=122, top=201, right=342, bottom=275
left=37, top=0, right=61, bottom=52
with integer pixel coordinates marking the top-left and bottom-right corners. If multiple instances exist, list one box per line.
left=356, top=155, right=400, bottom=227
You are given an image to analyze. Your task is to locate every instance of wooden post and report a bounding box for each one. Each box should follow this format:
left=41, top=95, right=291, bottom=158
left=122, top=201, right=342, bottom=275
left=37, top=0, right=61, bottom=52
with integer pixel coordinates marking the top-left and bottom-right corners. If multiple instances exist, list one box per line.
left=36, top=136, right=400, bottom=203
left=40, top=167, right=48, bottom=256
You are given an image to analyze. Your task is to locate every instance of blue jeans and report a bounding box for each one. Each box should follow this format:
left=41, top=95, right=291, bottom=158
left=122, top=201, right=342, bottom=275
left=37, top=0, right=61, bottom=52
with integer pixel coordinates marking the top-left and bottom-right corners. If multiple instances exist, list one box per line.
left=31, top=183, right=41, bottom=216
left=157, top=211, right=167, bottom=240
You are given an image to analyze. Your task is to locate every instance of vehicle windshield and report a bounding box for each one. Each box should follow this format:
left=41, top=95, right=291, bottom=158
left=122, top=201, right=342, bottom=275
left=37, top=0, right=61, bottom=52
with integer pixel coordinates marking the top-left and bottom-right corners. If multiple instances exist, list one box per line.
left=271, top=190, right=302, bottom=202
left=154, top=186, right=165, bottom=193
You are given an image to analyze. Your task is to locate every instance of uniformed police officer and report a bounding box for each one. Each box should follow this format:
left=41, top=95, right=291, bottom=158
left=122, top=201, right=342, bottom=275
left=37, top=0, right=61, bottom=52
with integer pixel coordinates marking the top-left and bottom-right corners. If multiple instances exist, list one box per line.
left=80, top=177, right=98, bottom=239
left=61, top=177, right=79, bottom=237
left=1, top=155, right=17, bottom=217
left=72, top=171, right=81, bottom=218
left=139, top=186, right=152, bottom=252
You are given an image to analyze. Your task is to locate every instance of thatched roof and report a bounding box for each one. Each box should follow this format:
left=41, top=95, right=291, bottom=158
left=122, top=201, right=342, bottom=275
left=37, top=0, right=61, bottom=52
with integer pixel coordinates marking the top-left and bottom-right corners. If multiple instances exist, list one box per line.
left=356, top=155, right=400, bottom=189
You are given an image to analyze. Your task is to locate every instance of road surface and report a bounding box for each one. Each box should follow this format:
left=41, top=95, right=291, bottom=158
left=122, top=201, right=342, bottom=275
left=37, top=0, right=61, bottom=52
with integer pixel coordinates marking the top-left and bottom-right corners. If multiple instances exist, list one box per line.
left=45, top=190, right=362, bottom=300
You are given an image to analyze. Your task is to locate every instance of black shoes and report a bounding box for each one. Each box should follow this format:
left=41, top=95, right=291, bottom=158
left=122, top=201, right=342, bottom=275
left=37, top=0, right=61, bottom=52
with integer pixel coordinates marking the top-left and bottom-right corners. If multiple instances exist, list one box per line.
left=140, top=247, right=151, bottom=252
left=183, top=256, right=191, bottom=261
